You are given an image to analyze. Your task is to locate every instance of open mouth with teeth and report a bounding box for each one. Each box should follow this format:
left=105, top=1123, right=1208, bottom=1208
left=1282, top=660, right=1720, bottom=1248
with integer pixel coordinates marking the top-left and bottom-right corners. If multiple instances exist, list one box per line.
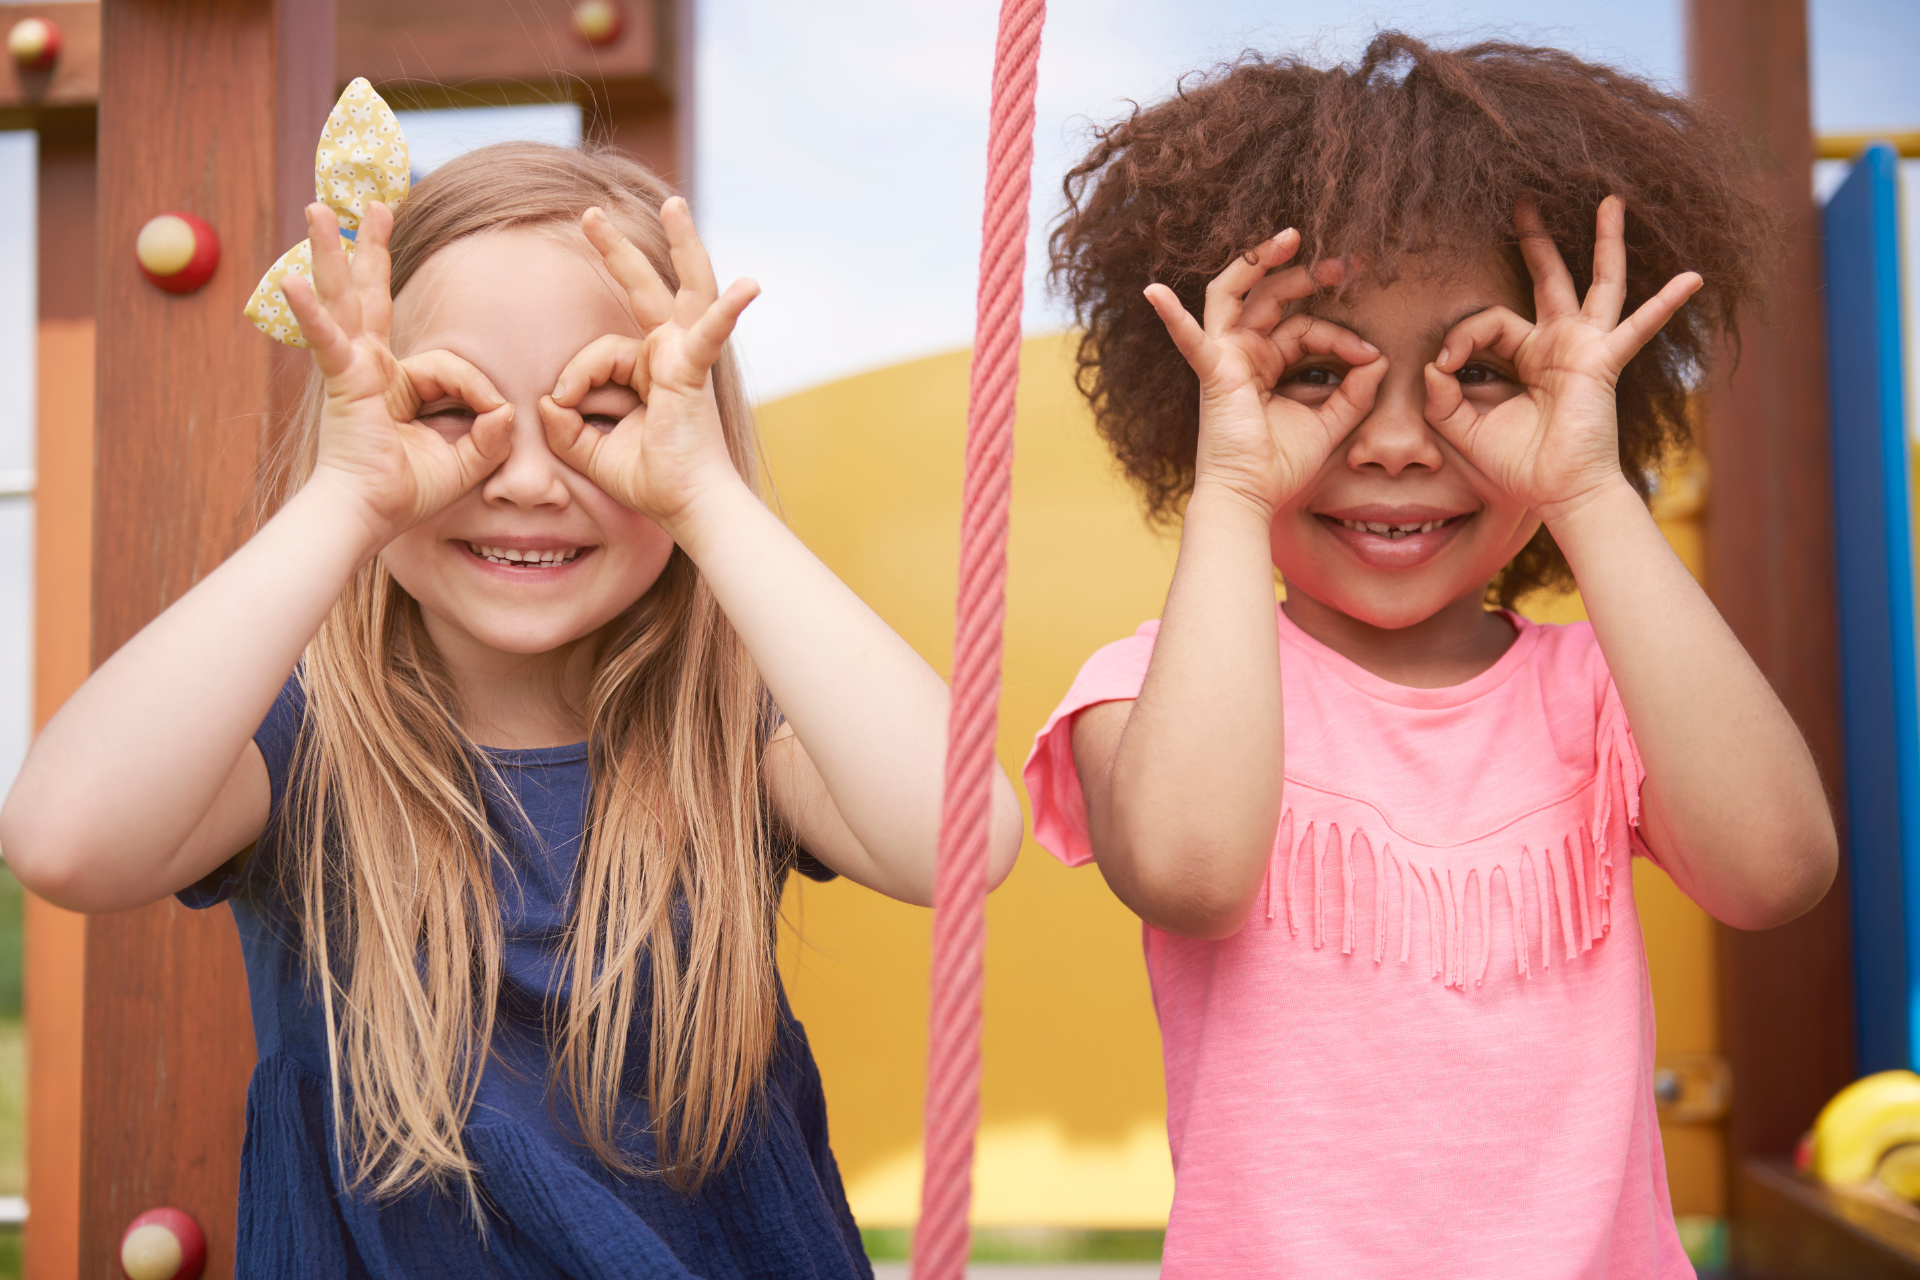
left=1331, top=516, right=1460, bottom=540
left=466, top=542, right=588, bottom=568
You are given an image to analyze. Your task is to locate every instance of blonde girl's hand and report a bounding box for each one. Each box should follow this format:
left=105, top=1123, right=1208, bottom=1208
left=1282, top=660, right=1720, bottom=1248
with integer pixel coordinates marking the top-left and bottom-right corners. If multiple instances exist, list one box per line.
left=281, top=201, right=514, bottom=543
left=1145, top=230, right=1387, bottom=517
left=539, top=200, right=760, bottom=532
left=1423, top=196, right=1703, bottom=523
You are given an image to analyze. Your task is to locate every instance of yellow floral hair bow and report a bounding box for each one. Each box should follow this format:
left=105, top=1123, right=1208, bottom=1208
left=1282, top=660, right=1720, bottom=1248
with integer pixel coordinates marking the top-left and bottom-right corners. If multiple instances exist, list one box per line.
left=245, top=77, right=411, bottom=347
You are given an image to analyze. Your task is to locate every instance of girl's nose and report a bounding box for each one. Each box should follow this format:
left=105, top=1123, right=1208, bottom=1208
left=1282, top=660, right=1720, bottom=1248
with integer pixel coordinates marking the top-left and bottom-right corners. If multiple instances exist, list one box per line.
left=1342, top=372, right=1445, bottom=476
left=480, top=402, right=573, bottom=508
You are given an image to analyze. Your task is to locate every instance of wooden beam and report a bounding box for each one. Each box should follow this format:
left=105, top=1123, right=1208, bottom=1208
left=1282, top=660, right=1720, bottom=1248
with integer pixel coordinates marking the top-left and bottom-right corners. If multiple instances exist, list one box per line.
left=0, top=2, right=100, bottom=112
left=579, top=0, right=683, bottom=189
left=81, top=2, right=335, bottom=1275
left=22, top=95, right=95, bottom=1280
left=1820, top=131, right=1920, bottom=161
left=1737, top=1160, right=1920, bottom=1277
left=337, top=0, right=662, bottom=102
left=1686, top=0, right=1856, bottom=1202
left=336, top=0, right=680, bottom=187
left=5, top=0, right=684, bottom=191
left=4, top=2, right=674, bottom=124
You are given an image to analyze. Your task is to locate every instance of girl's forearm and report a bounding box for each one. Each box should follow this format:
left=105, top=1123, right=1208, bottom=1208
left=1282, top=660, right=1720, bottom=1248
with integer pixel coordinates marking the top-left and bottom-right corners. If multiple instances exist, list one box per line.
left=1100, top=484, right=1285, bottom=938
left=668, top=482, right=1020, bottom=904
left=0, top=480, right=383, bottom=909
left=1545, top=481, right=1836, bottom=928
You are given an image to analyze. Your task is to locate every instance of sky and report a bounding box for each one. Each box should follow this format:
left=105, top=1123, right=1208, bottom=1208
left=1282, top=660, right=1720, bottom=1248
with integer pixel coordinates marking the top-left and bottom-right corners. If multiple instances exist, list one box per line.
left=697, top=0, right=1683, bottom=398
left=695, top=0, right=1920, bottom=400
left=0, top=131, right=31, bottom=795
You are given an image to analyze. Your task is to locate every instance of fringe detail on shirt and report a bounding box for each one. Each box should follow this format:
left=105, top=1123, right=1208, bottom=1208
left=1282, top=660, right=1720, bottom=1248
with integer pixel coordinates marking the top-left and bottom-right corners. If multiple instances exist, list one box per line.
left=1259, top=709, right=1638, bottom=991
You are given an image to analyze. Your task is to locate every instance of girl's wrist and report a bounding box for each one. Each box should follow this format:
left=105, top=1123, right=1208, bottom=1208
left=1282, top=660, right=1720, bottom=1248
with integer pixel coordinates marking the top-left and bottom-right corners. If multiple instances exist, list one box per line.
left=1188, top=475, right=1280, bottom=529
left=1536, top=476, right=1650, bottom=550
left=292, top=469, right=403, bottom=564
left=654, top=470, right=763, bottom=560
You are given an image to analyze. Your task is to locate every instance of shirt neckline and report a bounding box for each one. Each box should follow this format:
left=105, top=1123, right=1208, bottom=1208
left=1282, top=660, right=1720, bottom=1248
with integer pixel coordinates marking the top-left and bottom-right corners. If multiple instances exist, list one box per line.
left=1273, top=601, right=1540, bottom=710
left=477, top=740, right=590, bottom=768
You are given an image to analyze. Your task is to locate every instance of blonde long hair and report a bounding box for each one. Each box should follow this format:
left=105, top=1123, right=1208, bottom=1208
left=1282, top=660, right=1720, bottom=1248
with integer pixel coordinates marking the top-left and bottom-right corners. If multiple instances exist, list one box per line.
left=260, top=143, right=784, bottom=1203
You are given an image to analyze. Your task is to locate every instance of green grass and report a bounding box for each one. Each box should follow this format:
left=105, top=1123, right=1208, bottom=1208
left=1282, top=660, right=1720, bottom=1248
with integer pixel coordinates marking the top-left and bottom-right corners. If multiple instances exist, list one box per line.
left=0, top=865, right=19, bottom=1018
left=862, top=1228, right=1165, bottom=1263
left=0, top=1019, right=20, bottom=1197
left=0, top=862, right=25, bottom=1280
left=1675, top=1215, right=1728, bottom=1271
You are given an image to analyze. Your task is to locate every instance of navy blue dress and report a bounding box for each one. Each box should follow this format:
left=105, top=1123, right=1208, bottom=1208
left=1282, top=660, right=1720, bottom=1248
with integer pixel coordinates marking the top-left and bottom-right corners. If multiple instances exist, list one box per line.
left=181, top=677, right=873, bottom=1279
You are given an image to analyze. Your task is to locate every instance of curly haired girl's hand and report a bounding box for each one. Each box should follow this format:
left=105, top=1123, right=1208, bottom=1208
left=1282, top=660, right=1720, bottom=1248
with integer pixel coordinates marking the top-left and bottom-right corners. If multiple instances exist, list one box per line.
left=1146, top=230, right=1386, bottom=518
left=539, top=200, right=759, bottom=536
left=1422, top=197, right=1702, bottom=525
left=281, top=202, right=515, bottom=547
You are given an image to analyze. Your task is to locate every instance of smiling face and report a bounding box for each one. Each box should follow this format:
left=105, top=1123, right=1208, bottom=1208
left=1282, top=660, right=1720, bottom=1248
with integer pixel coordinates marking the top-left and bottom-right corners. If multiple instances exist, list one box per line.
left=382, top=228, right=675, bottom=672
left=1270, top=252, right=1542, bottom=631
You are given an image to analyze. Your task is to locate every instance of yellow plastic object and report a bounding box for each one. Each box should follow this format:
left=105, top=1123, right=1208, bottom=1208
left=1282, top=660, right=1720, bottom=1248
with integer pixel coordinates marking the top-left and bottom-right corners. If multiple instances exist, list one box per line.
left=1808, top=1069, right=1920, bottom=1185
left=1878, top=1145, right=1920, bottom=1201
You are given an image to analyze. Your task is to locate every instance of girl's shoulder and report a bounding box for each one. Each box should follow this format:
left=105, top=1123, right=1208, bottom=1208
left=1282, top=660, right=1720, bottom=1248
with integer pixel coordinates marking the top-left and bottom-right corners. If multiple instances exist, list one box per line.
left=1504, top=614, right=1620, bottom=719
left=1036, top=610, right=1615, bottom=730
left=1024, top=611, right=1629, bottom=869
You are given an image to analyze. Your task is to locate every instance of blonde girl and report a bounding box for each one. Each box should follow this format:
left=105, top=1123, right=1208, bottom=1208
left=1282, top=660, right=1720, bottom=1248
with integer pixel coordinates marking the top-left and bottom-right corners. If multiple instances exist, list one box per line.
left=2, top=142, right=1021, bottom=1277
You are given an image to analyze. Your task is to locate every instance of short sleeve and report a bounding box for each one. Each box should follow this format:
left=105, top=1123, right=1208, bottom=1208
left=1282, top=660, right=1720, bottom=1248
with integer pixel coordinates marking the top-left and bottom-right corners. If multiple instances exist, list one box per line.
left=1021, top=624, right=1160, bottom=868
left=176, top=672, right=308, bottom=909
left=1595, top=670, right=1652, bottom=864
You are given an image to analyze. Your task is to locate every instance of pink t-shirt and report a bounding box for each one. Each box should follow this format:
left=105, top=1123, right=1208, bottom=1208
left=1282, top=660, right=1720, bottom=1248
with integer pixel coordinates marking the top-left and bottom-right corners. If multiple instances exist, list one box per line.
left=1024, top=606, right=1692, bottom=1279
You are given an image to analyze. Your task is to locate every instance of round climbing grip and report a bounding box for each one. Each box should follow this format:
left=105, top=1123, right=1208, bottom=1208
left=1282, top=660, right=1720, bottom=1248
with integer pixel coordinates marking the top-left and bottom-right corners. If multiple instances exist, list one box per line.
left=119, top=1206, right=207, bottom=1280
left=6, top=17, right=61, bottom=71
left=136, top=213, right=221, bottom=295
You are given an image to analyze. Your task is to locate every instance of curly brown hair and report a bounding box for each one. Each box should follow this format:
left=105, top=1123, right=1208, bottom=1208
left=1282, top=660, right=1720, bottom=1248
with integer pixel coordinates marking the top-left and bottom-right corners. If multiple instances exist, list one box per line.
left=1050, top=31, right=1778, bottom=603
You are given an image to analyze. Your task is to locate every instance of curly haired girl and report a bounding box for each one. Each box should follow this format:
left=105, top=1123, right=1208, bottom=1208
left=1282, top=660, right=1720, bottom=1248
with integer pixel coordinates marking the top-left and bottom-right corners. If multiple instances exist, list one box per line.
left=1024, top=32, right=1834, bottom=1277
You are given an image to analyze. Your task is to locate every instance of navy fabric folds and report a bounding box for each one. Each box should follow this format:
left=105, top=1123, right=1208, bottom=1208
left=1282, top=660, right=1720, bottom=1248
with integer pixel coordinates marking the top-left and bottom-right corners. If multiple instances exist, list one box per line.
left=181, top=675, right=871, bottom=1279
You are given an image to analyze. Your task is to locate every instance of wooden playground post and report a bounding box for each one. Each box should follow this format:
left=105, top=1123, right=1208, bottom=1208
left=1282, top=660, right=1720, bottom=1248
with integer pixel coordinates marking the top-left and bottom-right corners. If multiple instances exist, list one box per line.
left=79, top=2, right=335, bottom=1275
left=3, top=3, right=683, bottom=1271
left=25, top=41, right=96, bottom=1280
left=1686, top=0, right=1862, bottom=1244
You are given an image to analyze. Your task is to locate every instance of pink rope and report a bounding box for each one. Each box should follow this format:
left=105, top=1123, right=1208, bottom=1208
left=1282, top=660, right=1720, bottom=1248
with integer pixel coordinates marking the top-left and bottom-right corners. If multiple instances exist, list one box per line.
left=910, top=2, right=1045, bottom=1277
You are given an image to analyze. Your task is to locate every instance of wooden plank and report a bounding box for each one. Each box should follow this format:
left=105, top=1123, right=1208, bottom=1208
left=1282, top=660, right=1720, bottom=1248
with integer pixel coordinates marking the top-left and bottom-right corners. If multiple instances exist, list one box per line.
left=1822, top=132, right=1920, bottom=161
left=1685, top=0, right=1857, bottom=1195
left=81, top=2, right=334, bottom=1275
left=1737, top=1159, right=1920, bottom=1277
left=581, top=0, right=683, bottom=192
left=23, top=115, right=95, bottom=1280
left=0, top=2, right=100, bottom=110
left=587, top=94, right=677, bottom=189
left=337, top=0, right=661, bottom=103
left=4, top=1, right=670, bottom=116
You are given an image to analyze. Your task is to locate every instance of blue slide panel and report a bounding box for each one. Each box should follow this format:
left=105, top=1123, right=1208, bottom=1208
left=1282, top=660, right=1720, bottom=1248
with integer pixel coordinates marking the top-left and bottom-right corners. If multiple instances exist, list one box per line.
left=1827, top=143, right=1919, bottom=1072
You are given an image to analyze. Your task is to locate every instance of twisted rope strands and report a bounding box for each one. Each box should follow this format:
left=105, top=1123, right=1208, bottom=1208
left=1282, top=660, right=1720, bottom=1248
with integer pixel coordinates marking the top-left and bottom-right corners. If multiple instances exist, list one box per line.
left=910, top=1, right=1045, bottom=1277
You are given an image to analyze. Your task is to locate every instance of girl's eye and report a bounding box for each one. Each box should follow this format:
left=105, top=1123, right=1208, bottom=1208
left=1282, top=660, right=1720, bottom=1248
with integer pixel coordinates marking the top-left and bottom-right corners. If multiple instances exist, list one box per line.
left=1457, top=363, right=1498, bottom=386
left=1284, top=365, right=1344, bottom=388
left=419, top=405, right=475, bottom=432
left=583, top=413, right=624, bottom=433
